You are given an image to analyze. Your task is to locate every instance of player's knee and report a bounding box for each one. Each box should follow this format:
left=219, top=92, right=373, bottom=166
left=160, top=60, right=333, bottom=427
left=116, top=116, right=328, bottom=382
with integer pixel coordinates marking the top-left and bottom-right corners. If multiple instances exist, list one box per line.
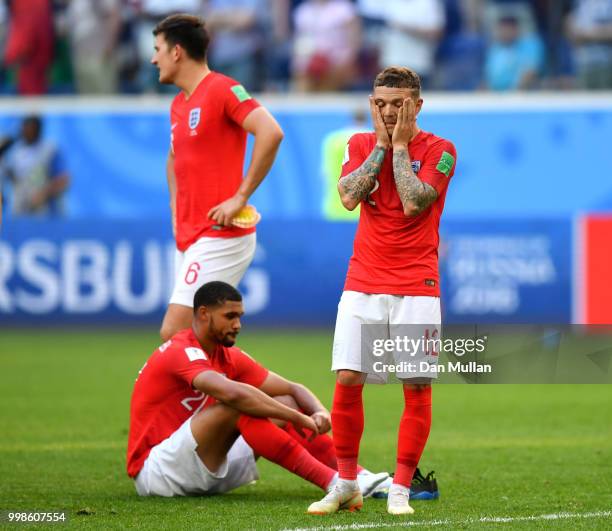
left=273, top=394, right=298, bottom=410
left=336, top=369, right=366, bottom=386
left=192, top=402, right=240, bottom=429
left=268, top=395, right=299, bottom=428
left=402, top=381, right=432, bottom=391
left=159, top=317, right=179, bottom=342
left=160, top=305, right=193, bottom=342
left=160, top=323, right=173, bottom=342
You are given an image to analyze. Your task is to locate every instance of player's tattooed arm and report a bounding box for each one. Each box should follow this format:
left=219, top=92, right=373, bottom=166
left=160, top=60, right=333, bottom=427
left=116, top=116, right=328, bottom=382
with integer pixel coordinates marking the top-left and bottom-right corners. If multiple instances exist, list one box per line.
left=392, top=147, right=438, bottom=216
left=338, top=145, right=386, bottom=210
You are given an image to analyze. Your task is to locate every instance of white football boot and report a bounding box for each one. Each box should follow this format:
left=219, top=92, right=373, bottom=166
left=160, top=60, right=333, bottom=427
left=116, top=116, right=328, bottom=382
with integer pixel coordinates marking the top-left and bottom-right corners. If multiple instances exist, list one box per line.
left=356, top=470, right=391, bottom=498
left=307, top=479, right=363, bottom=515
left=387, top=484, right=415, bottom=515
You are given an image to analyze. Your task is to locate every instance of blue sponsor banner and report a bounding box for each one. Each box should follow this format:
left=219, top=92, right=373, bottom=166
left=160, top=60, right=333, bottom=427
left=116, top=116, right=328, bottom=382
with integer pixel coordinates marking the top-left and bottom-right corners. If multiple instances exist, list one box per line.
left=0, top=219, right=175, bottom=325
left=0, top=219, right=354, bottom=326
left=440, top=218, right=573, bottom=323
left=0, top=218, right=571, bottom=326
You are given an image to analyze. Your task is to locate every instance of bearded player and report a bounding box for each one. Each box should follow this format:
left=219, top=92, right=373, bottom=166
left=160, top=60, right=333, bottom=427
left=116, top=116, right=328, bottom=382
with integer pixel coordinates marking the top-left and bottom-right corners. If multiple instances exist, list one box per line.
left=151, top=14, right=283, bottom=341
left=308, top=67, right=456, bottom=516
left=127, top=281, right=389, bottom=497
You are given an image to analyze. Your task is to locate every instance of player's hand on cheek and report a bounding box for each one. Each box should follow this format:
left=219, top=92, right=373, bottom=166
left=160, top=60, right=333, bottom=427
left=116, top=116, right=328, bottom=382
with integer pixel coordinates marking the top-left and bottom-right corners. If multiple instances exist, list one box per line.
left=392, top=98, right=415, bottom=149
left=369, top=96, right=390, bottom=149
left=208, top=194, right=247, bottom=226
left=405, top=98, right=418, bottom=138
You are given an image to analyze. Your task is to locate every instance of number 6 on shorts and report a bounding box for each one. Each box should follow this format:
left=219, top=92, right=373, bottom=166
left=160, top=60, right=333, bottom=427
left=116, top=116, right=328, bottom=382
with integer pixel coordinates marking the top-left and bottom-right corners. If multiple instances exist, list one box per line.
left=184, top=262, right=201, bottom=285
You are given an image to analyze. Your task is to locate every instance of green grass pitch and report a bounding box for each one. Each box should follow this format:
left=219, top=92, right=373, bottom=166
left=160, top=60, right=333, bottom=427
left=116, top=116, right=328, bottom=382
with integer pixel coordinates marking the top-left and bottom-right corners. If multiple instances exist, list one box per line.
left=1, top=328, right=611, bottom=530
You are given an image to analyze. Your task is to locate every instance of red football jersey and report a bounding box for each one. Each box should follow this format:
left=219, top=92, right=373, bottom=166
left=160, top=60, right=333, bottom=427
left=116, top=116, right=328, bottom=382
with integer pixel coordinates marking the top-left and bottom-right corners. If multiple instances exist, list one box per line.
left=126, top=329, right=269, bottom=478
left=170, top=72, right=260, bottom=251
left=341, top=131, right=457, bottom=297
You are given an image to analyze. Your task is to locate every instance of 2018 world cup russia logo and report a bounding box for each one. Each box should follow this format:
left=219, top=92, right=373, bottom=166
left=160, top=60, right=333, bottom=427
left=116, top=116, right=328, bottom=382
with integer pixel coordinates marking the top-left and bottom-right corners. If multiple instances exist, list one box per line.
left=189, top=108, right=201, bottom=129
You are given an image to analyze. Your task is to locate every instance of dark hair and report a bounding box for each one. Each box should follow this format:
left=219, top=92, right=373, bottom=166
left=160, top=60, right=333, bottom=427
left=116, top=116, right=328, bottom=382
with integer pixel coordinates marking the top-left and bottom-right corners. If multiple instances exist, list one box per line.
left=374, top=66, right=421, bottom=96
left=193, top=281, right=242, bottom=312
left=23, top=115, right=42, bottom=131
left=21, top=115, right=42, bottom=142
left=498, top=14, right=519, bottom=26
left=153, top=14, right=209, bottom=62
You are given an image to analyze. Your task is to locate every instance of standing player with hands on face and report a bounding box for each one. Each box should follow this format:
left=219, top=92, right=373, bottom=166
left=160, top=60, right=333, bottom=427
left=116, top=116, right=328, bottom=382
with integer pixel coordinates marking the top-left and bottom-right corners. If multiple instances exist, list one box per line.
left=308, top=67, right=456, bottom=516
left=151, top=14, right=283, bottom=342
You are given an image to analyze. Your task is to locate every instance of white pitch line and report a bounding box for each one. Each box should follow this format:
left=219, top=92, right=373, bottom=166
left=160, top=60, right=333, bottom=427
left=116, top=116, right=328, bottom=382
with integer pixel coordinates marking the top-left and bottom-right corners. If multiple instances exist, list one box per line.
left=282, top=510, right=612, bottom=531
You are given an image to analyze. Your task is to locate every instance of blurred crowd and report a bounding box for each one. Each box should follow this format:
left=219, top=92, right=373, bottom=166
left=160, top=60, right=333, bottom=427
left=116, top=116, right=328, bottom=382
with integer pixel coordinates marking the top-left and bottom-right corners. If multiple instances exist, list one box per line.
left=0, top=0, right=611, bottom=95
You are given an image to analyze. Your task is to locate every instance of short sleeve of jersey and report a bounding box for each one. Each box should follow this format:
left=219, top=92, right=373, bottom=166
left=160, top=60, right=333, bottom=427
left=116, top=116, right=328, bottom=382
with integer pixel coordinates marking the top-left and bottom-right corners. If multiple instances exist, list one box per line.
left=228, top=348, right=269, bottom=388
left=169, top=345, right=216, bottom=387
left=223, top=80, right=260, bottom=126
left=418, top=140, right=457, bottom=195
left=340, top=134, right=367, bottom=179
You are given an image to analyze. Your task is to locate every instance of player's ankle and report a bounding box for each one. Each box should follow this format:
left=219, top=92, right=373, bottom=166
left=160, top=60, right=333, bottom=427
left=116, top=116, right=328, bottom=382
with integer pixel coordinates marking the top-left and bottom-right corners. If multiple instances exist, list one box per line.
left=389, top=483, right=410, bottom=496
left=336, top=478, right=359, bottom=492
left=326, top=472, right=339, bottom=491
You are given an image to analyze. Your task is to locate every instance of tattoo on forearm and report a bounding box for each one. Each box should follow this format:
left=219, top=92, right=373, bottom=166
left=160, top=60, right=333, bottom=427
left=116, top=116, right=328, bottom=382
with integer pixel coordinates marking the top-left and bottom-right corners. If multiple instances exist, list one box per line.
left=338, top=146, right=386, bottom=203
left=393, top=149, right=438, bottom=213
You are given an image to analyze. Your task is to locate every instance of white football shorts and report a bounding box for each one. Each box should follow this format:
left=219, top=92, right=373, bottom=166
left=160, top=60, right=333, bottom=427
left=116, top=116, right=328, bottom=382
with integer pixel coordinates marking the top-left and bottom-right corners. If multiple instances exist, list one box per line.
left=332, top=291, right=441, bottom=383
left=170, top=234, right=256, bottom=307
left=134, top=416, right=259, bottom=497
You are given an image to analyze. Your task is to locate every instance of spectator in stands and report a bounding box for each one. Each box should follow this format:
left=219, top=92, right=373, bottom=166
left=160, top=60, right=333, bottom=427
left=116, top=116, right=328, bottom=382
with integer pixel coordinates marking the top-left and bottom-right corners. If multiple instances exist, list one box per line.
left=291, top=0, right=361, bottom=92
left=378, top=0, right=445, bottom=89
left=66, top=0, right=122, bottom=94
left=485, top=1, right=575, bottom=89
left=133, top=0, right=205, bottom=92
left=568, top=0, right=612, bottom=89
left=356, top=0, right=385, bottom=34
left=433, top=0, right=485, bottom=90
left=0, top=136, right=15, bottom=226
left=205, top=0, right=269, bottom=91
left=264, top=0, right=292, bottom=91
left=354, top=0, right=386, bottom=86
left=484, top=13, right=544, bottom=90
left=0, top=2, right=8, bottom=93
left=3, top=0, right=54, bottom=95
left=524, top=0, right=575, bottom=89
left=0, top=2, right=7, bottom=44
left=2, top=116, right=69, bottom=217
left=50, top=1, right=77, bottom=94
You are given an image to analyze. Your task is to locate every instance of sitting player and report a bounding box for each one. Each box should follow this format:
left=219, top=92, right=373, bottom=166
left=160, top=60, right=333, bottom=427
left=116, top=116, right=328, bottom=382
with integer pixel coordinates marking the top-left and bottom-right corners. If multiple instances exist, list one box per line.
left=127, top=281, right=389, bottom=498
